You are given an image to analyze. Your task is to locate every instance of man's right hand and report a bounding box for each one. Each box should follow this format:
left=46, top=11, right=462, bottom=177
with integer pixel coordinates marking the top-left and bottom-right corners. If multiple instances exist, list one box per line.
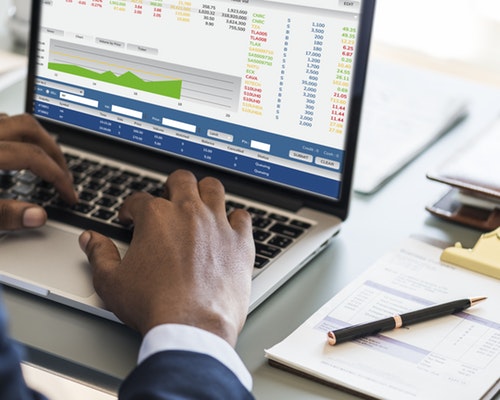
left=79, top=170, right=255, bottom=347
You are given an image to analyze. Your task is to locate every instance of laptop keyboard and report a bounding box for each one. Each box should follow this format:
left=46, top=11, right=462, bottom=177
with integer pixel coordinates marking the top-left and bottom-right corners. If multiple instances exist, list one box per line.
left=0, top=151, right=312, bottom=273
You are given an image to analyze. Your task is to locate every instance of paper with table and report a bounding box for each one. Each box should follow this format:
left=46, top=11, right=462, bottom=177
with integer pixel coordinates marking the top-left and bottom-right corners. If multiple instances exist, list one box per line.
left=265, top=237, right=500, bottom=400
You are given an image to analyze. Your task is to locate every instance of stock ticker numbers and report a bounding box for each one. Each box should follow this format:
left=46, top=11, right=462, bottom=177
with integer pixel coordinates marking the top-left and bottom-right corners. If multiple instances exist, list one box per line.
left=69, top=0, right=193, bottom=21
left=299, top=21, right=324, bottom=128
left=198, top=3, right=216, bottom=27
left=242, top=12, right=271, bottom=117
left=330, top=25, right=357, bottom=135
left=66, top=0, right=249, bottom=29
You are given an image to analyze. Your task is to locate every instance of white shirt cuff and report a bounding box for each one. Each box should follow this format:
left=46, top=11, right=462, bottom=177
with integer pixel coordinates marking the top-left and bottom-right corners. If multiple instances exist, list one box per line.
left=138, top=324, right=253, bottom=392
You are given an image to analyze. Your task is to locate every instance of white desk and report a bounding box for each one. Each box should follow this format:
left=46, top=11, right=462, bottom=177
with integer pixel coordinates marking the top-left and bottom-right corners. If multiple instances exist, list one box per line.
left=1, top=7, right=500, bottom=399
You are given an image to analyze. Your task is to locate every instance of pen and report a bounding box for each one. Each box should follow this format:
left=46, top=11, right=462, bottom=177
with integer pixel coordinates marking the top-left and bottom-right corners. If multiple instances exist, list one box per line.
left=327, top=296, right=487, bottom=346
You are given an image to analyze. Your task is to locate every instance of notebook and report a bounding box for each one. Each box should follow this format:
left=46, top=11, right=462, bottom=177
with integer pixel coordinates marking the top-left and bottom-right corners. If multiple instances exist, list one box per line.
left=0, top=0, right=375, bottom=321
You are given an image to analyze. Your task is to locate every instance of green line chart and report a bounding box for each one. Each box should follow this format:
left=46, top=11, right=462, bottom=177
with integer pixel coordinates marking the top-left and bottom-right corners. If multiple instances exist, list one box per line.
left=48, top=39, right=241, bottom=110
left=48, top=62, right=182, bottom=98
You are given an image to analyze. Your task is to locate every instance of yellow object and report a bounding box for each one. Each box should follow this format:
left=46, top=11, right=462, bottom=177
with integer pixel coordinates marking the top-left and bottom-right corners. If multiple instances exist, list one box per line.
left=441, top=227, right=500, bottom=279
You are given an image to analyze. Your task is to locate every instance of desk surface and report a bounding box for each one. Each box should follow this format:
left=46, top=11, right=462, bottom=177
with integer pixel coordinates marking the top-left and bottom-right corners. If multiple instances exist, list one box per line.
left=1, top=11, right=500, bottom=400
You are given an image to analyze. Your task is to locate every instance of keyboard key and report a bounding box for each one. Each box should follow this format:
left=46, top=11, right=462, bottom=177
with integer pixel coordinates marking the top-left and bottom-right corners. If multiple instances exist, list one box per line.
left=269, top=213, right=289, bottom=222
left=252, top=216, right=272, bottom=229
left=90, top=169, right=111, bottom=179
left=86, top=179, right=107, bottom=191
left=254, top=256, right=270, bottom=269
left=72, top=174, right=88, bottom=185
left=247, top=207, right=266, bottom=215
left=269, top=223, right=304, bottom=239
left=31, top=189, right=56, bottom=203
left=103, top=186, right=125, bottom=197
left=92, top=209, right=115, bottom=221
left=70, top=161, right=93, bottom=174
left=79, top=190, right=97, bottom=202
left=255, top=243, right=281, bottom=259
left=129, top=180, right=149, bottom=191
left=95, top=196, right=117, bottom=208
left=290, top=220, right=312, bottom=229
left=268, top=235, right=293, bottom=248
left=13, top=183, right=35, bottom=196
left=253, top=229, right=271, bottom=243
left=109, top=175, right=130, bottom=186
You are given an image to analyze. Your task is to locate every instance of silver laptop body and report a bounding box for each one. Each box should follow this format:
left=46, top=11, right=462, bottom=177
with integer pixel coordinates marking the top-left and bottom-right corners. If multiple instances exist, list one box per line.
left=0, top=0, right=375, bottom=321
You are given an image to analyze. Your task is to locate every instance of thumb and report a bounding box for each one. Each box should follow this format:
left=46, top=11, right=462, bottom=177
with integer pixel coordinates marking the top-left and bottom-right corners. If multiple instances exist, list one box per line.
left=78, top=230, right=122, bottom=297
left=0, top=200, right=47, bottom=230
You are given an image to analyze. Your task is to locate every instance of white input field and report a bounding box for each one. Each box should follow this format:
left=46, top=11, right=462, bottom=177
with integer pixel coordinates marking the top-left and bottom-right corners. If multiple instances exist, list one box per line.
left=162, top=117, right=197, bottom=133
left=60, top=92, right=98, bottom=108
left=250, top=140, right=271, bottom=152
left=111, top=105, right=143, bottom=119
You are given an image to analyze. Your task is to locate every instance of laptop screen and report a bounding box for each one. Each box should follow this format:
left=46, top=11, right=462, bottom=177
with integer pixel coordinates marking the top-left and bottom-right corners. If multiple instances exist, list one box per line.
left=31, top=0, right=370, bottom=201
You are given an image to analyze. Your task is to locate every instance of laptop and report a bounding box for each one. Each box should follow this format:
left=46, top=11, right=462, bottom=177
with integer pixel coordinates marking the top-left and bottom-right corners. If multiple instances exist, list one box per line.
left=0, top=0, right=375, bottom=322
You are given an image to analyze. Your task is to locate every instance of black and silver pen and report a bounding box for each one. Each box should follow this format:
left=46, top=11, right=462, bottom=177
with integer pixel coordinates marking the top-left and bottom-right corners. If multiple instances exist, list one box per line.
left=327, top=296, right=487, bottom=346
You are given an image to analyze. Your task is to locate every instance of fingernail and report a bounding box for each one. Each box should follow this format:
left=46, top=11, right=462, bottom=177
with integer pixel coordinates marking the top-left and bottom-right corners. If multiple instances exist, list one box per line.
left=79, top=230, right=91, bottom=252
left=23, top=207, right=47, bottom=228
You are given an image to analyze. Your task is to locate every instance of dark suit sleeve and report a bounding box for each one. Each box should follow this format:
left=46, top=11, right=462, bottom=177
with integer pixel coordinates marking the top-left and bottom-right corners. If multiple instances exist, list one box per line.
left=0, top=290, right=47, bottom=400
left=119, top=350, right=255, bottom=400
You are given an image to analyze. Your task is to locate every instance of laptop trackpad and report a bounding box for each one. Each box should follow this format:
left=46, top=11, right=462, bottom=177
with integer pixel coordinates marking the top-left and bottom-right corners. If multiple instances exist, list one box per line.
left=0, top=225, right=95, bottom=298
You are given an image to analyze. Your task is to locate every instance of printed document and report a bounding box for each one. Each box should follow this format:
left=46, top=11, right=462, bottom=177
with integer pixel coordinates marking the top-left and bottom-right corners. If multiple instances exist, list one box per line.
left=265, top=238, right=500, bottom=400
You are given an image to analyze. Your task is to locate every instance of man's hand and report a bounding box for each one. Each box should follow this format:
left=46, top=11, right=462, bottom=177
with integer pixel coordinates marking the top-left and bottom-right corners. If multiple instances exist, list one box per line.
left=0, top=113, right=77, bottom=230
left=79, top=170, right=255, bottom=347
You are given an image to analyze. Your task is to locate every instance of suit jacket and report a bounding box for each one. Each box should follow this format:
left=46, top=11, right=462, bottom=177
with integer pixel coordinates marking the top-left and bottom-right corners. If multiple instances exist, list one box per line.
left=0, top=292, right=254, bottom=399
left=120, top=350, right=255, bottom=400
